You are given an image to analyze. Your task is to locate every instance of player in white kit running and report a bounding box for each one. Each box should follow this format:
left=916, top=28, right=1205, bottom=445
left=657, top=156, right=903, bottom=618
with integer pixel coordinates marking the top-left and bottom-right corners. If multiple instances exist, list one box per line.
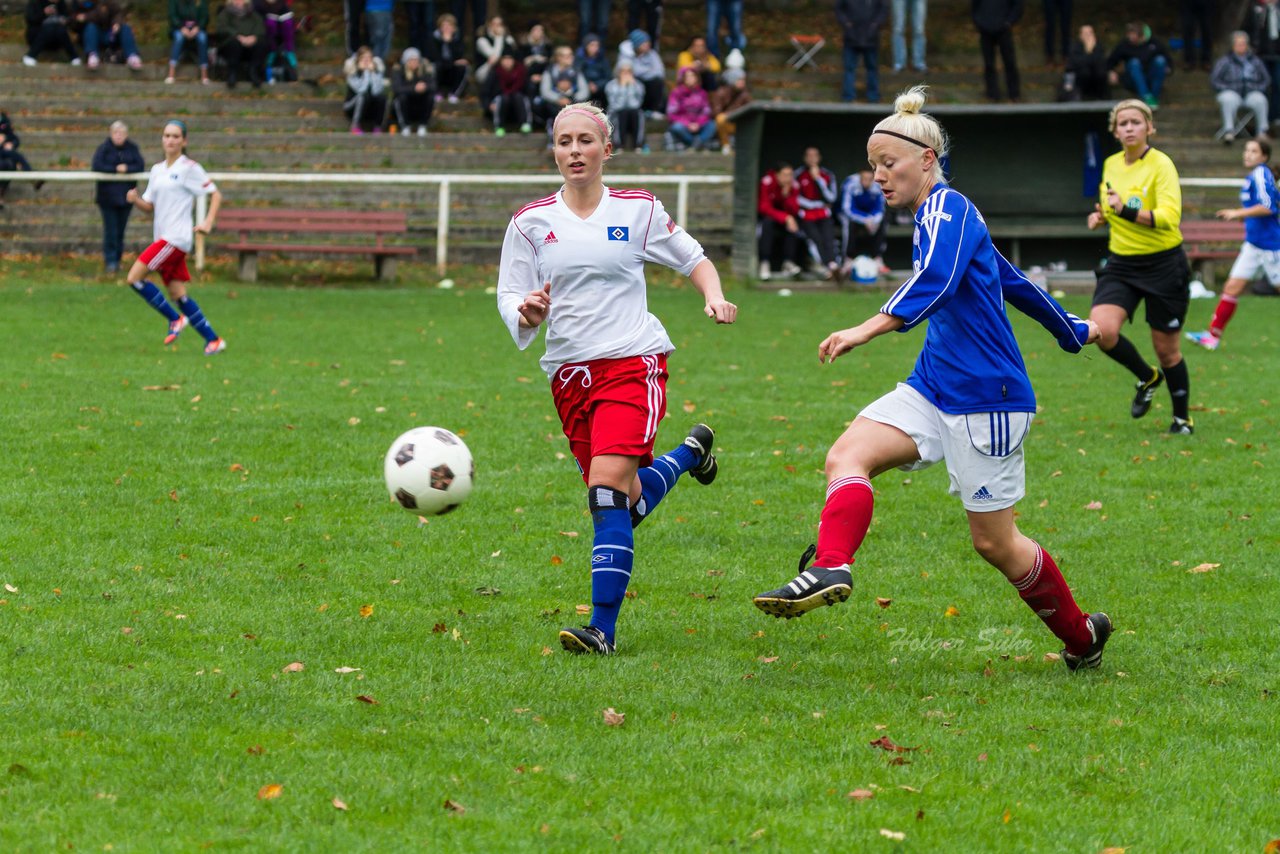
left=497, top=103, right=737, bottom=655
left=125, top=120, right=226, bottom=355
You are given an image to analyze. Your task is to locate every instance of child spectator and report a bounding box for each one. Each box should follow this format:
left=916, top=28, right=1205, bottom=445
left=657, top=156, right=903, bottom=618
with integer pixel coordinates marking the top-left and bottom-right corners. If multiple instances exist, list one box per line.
left=624, top=28, right=666, bottom=114
left=24, top=0, right=80, bottom=65
left=344, top=46, right=389, bottom=134
left=254, top=0, right=298, bottom=83
left=218, top=0, right=267, bottom=89
left=490, top=51, right=533, bottom=136
left=1211, top=31, right=1272, bottom=142
left=577, top=33, right=611, bottom=107
left=79, top=1, right=142, bottom=71
left=92, top=120, right=145, bottom=273
left=537, top=46, right=590, bottom=134
left=1106, top=21, right=1171, bottom=108
left=166, top=0, right=210, bottom=84
left=757, top=162, right=804, bottom=280
left=666, top=66, right=716, bottom=150
left=605, top=58, right=647, bottom=151
left=392, top=47, right=437, bottom=136
left=796, top=145, right=840, bottom=278
left=427, top=13, right=470, bottom=102
left=1060, top=24, right=1109, bottom=101
left=838, top=167, right=888, bottom=278
left=677, top=35, right=722, bottom=91
left=835, top=0, right=887, bottom=103
left=709, top=66, right=751, bottom=154
left=364, top=0, right=393, bottom=62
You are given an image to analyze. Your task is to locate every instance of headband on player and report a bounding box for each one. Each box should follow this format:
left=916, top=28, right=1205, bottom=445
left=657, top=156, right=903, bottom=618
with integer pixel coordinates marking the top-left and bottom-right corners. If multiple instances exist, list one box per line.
left=166, top=118, right=189, bottom=136
left=553, top=107, right=609, bottom=141
left=872, top=128, right=931, bottom=150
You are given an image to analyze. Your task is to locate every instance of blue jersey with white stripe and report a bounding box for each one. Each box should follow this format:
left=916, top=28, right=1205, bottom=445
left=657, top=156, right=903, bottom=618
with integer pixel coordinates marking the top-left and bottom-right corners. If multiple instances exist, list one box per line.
left=1241, top=165, right=1280, bottom=250
left=880, top=184, right=1092, bottom=415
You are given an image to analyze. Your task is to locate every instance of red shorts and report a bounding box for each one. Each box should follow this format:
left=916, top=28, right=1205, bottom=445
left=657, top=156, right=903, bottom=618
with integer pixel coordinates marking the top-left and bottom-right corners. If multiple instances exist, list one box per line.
left=551, top=353, right=668, bottom=483
left=139, top=239, right=191, bottom=283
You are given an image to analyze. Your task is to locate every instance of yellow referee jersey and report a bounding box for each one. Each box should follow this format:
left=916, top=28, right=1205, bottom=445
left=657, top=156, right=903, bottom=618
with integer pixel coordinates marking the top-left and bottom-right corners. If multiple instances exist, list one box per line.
left=1099, top=146, right=1183, bottom=256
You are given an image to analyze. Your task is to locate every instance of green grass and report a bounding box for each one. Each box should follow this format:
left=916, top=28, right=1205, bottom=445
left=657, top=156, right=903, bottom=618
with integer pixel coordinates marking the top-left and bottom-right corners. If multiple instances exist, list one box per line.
left=0, top=257, right=1276, bottom=851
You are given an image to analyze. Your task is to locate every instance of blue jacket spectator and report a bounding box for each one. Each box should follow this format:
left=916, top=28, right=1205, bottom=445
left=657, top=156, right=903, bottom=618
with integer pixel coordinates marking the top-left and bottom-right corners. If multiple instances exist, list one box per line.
left=577, top=33, right=611, bottom=106
left=92, top=121, right=145, bottom=272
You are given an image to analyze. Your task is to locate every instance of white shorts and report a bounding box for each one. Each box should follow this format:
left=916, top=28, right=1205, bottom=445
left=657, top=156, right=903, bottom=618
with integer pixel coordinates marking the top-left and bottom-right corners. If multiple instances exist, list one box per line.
left=1228, top=242, right=1280, bottom=285
left=859, top=383, right=1032, bottom=512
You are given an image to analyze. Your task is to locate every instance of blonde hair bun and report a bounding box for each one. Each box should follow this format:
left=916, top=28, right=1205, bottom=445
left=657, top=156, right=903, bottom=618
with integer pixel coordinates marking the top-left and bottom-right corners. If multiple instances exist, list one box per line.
left=893, top=85, right=928, bottom=116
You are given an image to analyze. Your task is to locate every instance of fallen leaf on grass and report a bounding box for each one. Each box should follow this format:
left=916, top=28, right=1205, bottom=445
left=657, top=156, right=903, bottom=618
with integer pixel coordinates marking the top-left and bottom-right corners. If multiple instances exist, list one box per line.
left=3, top=584, right=16, bottom=594
left=540, top=646, right=553, bottom=656
left=977, top=753, right=988, bottom=762
left=257, top=783, right=283, bottom=800
left=876, top=597, right=892, bottom=608
left=356, top=694, right=379, bottom=705
left=142, top=384, right=180, bottom=391
left=1003, top=808, right=1012, bottom=823
left=359, top=604, right=374, bottom=618
left=432, top=623, right=447, bottom=633
left=443, top=798, right=466, bottom=814
left=1263, top=842, right=1280, bottom=854
left=334, top=667, right=361, bottom=674
left=247, top=745, right=265, bottom=755
left=944, top=605, right=960, bottom=617
left=281, top=662, right=304, bottom=673
left=550, top=555, right=564, bottom=566
left=879, top=828, right=905, bottom=841
left=602, top=707, right=626, bottom=726
left=1099, top=848, right=1127, bottom=854
left=575, top=604, right=591, bottom=615
left=869, top=736, right=918, bottom=753
left=757, top=655, right=779, bottom=664
left=899, top=785, right=921, bottom=793
left=1043, top=652, right=1061, bottom=662
left=1085, top=501, right=1103, bottom=510
left=558, top=531, right=579, bottom=538
left=332, top=797, right=348, bottom=811
left=1187, top=563, right=1220, bottom=574
left=847, top=789, right=875, bottom=801
left=229, top=463, right=245, bottom=472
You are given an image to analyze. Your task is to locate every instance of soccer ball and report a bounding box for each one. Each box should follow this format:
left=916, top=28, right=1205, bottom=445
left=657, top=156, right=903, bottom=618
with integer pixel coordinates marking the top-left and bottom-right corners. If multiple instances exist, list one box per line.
left=383, top=427, right=474, bottom=516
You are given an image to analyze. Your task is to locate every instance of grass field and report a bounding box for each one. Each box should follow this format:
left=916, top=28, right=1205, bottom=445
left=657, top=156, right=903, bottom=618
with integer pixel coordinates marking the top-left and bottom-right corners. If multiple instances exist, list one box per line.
left=0, top=258, right=1276, bottom=851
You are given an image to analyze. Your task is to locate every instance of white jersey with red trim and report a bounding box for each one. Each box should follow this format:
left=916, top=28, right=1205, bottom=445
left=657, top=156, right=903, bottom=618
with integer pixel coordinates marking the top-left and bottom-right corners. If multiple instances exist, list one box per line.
left=497, top=186, right=707, bottom=376
left=140, top=156, right=217, bottom=253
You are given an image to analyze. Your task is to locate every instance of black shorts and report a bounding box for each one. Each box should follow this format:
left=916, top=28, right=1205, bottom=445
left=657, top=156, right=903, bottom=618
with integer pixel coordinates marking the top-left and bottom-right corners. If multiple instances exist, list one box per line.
left=1093, top=246, right=1191, bottom=332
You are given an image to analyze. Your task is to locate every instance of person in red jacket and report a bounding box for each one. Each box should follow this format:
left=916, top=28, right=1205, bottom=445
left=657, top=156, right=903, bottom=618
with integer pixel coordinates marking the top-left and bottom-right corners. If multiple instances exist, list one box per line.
left=796, top=145, right=840, bottom=279
left=490, top=51, right=532, bottom=135
left=757, top=162, right=804, bottom=280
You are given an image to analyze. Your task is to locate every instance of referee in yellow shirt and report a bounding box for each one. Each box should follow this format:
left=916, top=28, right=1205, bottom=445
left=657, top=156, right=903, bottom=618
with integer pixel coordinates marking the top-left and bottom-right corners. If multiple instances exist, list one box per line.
left=1087, top=99, right=1194, bottom=435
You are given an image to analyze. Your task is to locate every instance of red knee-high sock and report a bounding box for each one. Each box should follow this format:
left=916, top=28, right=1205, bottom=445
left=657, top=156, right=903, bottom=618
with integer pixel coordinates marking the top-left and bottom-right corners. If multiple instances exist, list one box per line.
left=814, top=476, right=874, bottom=568
left=1209, top=294, right=1238, bottom=338
left=1010, top=543, right=1092, bottom=655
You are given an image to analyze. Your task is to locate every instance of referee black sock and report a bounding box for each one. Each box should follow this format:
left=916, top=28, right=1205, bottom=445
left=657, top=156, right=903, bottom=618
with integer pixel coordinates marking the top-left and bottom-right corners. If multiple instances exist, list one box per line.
left=1165, top=358, right=1190, bottom=420
left=1102, top=334, right=1156, bottom=383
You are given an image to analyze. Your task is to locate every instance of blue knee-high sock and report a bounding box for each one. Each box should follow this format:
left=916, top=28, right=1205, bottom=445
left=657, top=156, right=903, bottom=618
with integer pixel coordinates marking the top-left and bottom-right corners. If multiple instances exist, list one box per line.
left=131, top=280, right=180, bottom=322
left=630, top=442, right=699, bottom=528
left=177, top=294, right=218, bottom=342
left=587, top=486, right=634, bottom=645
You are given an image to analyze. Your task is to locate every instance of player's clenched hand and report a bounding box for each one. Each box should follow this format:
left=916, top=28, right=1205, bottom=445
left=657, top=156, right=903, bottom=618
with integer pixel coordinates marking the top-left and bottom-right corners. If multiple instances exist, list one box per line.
left=518, top=282, right=552, bottom=328
left=818, top=327, right=865, bottom=363
left=1086, top=205, right=1106, bottom=230
left=1084, top=319, right=1101, bottom=345
left=704, top=299, right=737, bottom=324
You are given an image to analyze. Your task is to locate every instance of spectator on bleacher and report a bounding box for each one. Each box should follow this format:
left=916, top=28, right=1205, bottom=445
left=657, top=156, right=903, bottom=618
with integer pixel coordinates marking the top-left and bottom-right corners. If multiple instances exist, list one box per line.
left=393, top=47, right=436, bottom=136
left=476, top=16, right=518, bottom=92
left=709, top=66, right=750, bottom=154
left=92, top=121, right=145, bottom=273
left=1211, top=31, right=1271, bottom=142
left=23, top=0, right=80, bottom=66
left=974, top=0, right=1023, bottom=103
left=218, top=0, right=267, bottom=89
left=797, top=145, right=839, bottom=278
left=403, top=0, right=434, bottom=52
left=1181, top=0, right=1215, bottom=71
left=606, top=59, right=647, bottom=150
left=521, top=21, right=554, bottom=95
left=344, top=0, right=365, bottom=56
left=1243, top=0, right=1280, bottom=118
left=78, top=1, right=142, bottom=71
left=677, top=35, right=722, bottom=91
left=578, top=0, right=612, bottom=48
left=365, top=0, right=393, bottom=63
left=889, top=0, right=926, bottom=73
left=538, top=46, right=590, bottom=136
left=578, top=34, right=611, bottom=107
left=427, top=12, right=469, bottom=102
left=344, top=46, right=389, bottom=134
left=627, top=0, right=663, bottom=49
left=1059, top=23, right=1109, bottom=101
left=490, top=50, right=533, bottom=136
left=623, top=28, right=666, bottom=115
left=706, top=0, right=744, bottom=59
left=757, top=162, right=804, bottom=280
left=166, top=0, right=210, bottom=84
left=1042, top=0, right=1071, bottom=65
left=838, top=167, right=887, bottom=279
left=836, top=0, right=887, bottom=104
left=255, top=0, right=298, bottom=83
left=0, top=111, right=41, bottom=212
left=665, top=67, right=716, bottom=150
left=1106, top=22, right=1170, bottom=108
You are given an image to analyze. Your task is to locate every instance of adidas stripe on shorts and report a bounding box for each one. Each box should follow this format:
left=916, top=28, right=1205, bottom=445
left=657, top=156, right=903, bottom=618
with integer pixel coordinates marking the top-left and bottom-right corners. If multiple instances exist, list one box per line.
left=859, top=383, right=1032, bottom=512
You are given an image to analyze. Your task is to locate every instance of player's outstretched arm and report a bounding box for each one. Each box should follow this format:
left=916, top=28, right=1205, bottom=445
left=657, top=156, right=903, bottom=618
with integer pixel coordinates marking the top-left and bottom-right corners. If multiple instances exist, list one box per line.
left=995, top=250, right=1095, bottom=352
left=688, top=258, right=737, bottom=324
left=819, top=312, right=903, bottom=363
left=195, top=189, right=221, bottom=234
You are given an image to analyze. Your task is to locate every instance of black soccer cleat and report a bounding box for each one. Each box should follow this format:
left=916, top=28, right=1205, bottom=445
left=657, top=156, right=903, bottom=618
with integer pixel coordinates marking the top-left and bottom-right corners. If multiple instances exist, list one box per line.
left=684, top=423, right=718, bottom=485
left=1062, top=612, right=1113, bottom=672
left=752, top=543, right=852, bottom=619
left=1130, top=370, right=1164, bottom=419
left=1169, top=417, right=1194, bottom=435
left=558, top=625, right=616, bottom=655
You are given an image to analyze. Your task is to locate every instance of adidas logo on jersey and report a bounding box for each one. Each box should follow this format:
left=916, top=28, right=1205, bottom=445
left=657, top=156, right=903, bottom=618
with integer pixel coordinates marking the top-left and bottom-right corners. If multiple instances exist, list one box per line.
left=971, top=485, right=995, bottom=501
left=543, top=230, right=559, bottom=245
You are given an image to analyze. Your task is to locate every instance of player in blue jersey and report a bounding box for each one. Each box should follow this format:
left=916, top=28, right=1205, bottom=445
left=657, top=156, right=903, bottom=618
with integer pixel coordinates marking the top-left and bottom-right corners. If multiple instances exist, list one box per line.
left=753, top=86, right=1113, bottom=672
left=1187, top=137, right=1280, bottom=351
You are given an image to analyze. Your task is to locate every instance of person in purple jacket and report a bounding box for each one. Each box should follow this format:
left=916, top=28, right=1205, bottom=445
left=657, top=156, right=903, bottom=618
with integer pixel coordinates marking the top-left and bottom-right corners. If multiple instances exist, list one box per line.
left=665, top=66, right=716, bottom=150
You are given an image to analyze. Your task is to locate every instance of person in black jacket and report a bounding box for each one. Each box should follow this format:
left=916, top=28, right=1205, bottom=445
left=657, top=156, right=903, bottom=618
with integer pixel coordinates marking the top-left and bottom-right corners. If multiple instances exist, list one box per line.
left=973, top=0, right=1022, bottom=102
left=1060, top=23, right=1109, bottom=101
left=392, top=47, right=436, bottom=135
left=836, top=0, right=888, bottom=104
left=427, top=12, right=470, bottom=101
left=1243, top=0, right=1280, bottom=122
left=1105, top=21, right=1171, bottom=108
left=23, top=0, right=80, bottom=65
left=92, top=121, right=146, bottom=272
left=0, top=111, right=40, bottom=211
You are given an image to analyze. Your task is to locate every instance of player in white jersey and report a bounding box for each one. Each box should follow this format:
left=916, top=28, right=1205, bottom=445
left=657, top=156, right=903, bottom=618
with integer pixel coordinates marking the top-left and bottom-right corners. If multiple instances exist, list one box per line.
left=497, top=103, right=737, bottom=655
left=124, top=120, right=226, bottom=356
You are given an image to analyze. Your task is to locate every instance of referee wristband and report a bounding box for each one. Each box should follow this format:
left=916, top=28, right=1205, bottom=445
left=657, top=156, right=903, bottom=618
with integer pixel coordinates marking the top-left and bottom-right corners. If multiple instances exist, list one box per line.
left=1118, top=206, right=1139, bottom=223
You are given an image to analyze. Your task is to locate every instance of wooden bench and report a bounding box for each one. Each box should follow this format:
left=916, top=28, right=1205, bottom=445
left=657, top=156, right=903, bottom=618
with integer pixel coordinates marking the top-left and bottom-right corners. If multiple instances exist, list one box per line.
left=1181, top=220, right=1244, bottom=285
left=217, top=208, right=417, bottom=282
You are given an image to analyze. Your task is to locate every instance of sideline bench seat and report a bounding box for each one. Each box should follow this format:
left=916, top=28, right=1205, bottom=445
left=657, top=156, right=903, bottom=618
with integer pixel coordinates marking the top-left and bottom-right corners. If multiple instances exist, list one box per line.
left=218, top=208, right=417, bottom=282
left=1181, top=220, right=1244, bottom=285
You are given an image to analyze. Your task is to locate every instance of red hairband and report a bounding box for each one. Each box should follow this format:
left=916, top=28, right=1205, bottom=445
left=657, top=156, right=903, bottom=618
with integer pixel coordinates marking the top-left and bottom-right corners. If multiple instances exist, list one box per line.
left=554, top=107, right=609, bottom=140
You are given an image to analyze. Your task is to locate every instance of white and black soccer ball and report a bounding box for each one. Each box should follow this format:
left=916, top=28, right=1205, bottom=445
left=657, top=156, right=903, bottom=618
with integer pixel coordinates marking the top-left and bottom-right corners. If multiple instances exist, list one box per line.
left=383, top=427, right=474, bottom=516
